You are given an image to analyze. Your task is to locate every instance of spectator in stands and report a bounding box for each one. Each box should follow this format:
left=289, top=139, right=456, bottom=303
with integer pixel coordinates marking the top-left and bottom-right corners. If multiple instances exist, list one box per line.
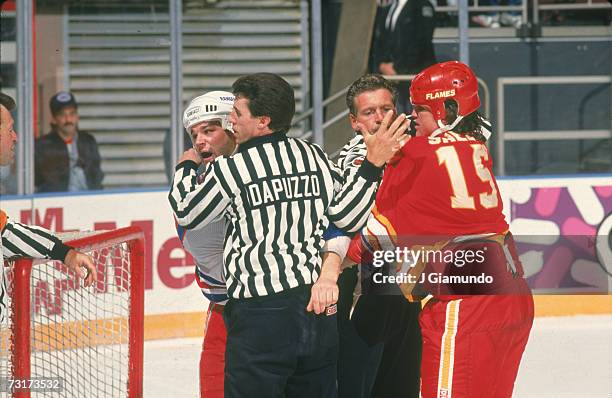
left=376, top=0, right=437, bottom=114
left=0, top=158, right=16, bottom=195
left=0, top=92, right=97, bottom=323
left=35, top=91, right=104, bottom=192
left=369, top=0, right=394, bottom=73
left=472, top=0, right=523, bottom=28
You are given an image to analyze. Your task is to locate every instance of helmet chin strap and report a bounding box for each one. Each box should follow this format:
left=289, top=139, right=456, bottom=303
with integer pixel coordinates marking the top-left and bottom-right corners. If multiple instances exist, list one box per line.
left=430, top=115, right=463, bottom=137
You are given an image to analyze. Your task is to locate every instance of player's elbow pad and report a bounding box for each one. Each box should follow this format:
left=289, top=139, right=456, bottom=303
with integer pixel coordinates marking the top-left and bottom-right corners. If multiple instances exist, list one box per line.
left=346, top=234, right=363, bottom=264
left=322, top=236, right=351, bottom=259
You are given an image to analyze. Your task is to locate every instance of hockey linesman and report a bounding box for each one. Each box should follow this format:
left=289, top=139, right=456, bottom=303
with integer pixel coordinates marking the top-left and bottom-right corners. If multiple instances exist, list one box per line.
left=320, top=74, right=422, bottom=398
left=169, top=73, right=408, bottom=398
left=0, top=92, right=96, bottom=324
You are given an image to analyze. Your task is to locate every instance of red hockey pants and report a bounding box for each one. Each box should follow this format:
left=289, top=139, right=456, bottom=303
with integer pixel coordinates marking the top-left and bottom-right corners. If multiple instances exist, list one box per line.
left=419, top=290, right=533, bottom=398
left=200, top=302, right=227, bottom=398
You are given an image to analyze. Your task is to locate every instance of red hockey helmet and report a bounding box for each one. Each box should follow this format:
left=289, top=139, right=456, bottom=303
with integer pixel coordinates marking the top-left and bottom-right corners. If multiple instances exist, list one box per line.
left=410, top=61, right=480, bottom=133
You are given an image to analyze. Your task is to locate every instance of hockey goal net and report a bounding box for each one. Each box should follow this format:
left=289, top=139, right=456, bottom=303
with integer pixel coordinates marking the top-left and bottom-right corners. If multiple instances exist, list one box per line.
left=0, top=226, right=145, bottom=397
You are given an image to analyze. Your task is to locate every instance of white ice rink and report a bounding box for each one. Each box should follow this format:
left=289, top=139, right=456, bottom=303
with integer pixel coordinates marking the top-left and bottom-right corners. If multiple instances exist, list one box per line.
left=143, top=315, right=612, bottom=398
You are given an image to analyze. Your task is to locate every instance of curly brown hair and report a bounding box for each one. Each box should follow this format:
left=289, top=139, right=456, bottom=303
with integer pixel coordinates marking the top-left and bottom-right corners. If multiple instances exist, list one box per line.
left=444, top=99, right=487, bottom=142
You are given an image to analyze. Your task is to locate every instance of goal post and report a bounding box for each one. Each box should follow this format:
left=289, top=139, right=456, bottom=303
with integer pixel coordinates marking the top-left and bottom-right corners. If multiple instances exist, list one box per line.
left=2, top=226, right=145, bottom=398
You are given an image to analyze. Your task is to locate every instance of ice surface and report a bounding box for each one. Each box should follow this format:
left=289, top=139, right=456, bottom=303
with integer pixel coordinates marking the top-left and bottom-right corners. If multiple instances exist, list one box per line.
left=143, top=315, right=612, bottom=397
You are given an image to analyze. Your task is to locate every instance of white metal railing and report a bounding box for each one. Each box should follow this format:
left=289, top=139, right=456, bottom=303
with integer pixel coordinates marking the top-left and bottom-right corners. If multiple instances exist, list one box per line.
left=496, top=75, right=611, bottom=175
left=435, top=0, right=611, bottom=33
left=293, top=74, right=491, bottom=145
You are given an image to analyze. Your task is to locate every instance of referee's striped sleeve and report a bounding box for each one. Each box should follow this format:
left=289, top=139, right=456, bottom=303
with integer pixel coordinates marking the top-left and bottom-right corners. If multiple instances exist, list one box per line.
left=168, top=159, right=230, bottom=230
left=1, top=218, right=71, bottom=261
left=337, top=135, right=367, bottom=181
left=317, top=140, right=382, bottom=232
left=336, top=135, right=368, bottom=204
left=328, top=158, right=381, bottom=232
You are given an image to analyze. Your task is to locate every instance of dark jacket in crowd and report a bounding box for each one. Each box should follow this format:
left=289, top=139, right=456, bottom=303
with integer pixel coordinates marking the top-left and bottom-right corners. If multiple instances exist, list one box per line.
left=380, top=0, right=437, bottom=74
left=35, top=130, right=104, bottom=192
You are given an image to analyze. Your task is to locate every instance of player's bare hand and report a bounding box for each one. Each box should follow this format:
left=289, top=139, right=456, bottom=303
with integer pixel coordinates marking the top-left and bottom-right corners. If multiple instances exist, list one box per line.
left=363, top=110, right=409, bottom=167
left=307, top=274, right=339, bottom=315
left=179, top=148, right=202, bottom=165
left=64, top=249, right=97, bottom=287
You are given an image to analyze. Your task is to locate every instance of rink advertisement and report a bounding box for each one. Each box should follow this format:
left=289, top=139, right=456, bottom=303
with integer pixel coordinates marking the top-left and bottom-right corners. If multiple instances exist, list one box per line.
left=500, top=177, right=612, bottom=294
left=1, top=175, right=611, bottom=338
left=2, top=191, right=205, bottom=339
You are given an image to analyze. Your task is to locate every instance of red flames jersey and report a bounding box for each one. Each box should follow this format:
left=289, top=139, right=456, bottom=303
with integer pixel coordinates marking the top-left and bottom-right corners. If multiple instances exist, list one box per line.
left=375, top=131, right=508, bottom=237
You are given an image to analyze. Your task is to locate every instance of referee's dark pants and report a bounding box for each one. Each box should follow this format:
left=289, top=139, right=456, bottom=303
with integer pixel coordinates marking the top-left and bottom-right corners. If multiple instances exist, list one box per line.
left=223, top=284, right=338, bottom=398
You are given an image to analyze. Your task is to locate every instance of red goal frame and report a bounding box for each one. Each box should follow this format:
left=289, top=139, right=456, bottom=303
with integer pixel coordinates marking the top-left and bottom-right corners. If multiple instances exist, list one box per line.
left=8, top=226, right=145, bottom=398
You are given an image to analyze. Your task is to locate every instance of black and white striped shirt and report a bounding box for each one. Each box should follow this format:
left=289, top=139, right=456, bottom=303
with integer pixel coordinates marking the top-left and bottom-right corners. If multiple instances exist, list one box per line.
left=1, top=210, right=72, bottom=322
left=169, top=132, right=382, bottom=299
left=321, top=134, right=369, bottom=257
left=337, top=134, right=367, bottom=177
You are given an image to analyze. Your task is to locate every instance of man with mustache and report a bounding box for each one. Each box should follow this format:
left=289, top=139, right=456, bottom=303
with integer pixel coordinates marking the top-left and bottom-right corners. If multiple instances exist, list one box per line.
left=0, top=92, right=97, bottom=323
left=35, top=91, right=104, bottom=192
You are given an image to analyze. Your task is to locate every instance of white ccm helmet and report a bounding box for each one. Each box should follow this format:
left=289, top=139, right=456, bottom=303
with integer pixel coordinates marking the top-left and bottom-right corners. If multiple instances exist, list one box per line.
left=182, top=90, right=235, bottom=133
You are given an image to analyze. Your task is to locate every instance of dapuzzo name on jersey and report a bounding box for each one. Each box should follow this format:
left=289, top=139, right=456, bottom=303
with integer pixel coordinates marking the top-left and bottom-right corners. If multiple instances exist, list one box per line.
left=245, top=172, right=321, bottom=208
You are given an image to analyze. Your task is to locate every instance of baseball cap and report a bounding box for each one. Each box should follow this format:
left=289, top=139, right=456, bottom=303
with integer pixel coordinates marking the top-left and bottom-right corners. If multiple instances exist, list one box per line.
left=50, top=91, right=77, bottom=115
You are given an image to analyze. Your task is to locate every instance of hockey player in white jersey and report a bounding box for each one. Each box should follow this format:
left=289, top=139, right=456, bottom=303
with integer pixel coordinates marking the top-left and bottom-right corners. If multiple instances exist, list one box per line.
left=175, top=90, right=236, bottom=398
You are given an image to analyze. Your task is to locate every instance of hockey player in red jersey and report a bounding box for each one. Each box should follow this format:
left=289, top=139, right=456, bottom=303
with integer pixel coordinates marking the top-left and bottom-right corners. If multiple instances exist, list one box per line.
left=347, top=61, right=533, bottom=398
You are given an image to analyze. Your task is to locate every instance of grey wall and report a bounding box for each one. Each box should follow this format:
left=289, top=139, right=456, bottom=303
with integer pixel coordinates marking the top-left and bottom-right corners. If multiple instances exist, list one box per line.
left=435, top=39, right=611, bottom=174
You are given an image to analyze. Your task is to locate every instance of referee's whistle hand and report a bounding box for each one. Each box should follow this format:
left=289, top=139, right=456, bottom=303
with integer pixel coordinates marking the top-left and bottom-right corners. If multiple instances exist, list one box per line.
left=178, top=148, right=202, bottom=165
left=363, top=110, right=409, bottom=167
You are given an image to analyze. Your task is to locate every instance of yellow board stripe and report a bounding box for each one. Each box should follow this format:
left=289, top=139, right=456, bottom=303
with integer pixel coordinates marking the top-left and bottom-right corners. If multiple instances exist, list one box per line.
left=534, top=295, right=612, bottom=317
left=0, top=312, right=206, bottom=352
left=144, top=311, right=205, bottom=340
left=437, top=299, right=462, bottom=398
left=3, top=296, right=608, bottom=354
left=0, top=317, right=129, bottom=352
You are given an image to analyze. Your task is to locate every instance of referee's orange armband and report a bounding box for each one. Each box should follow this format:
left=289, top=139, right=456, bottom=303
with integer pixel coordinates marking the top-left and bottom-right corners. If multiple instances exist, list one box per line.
left=0, top=209, right=7, bottom=233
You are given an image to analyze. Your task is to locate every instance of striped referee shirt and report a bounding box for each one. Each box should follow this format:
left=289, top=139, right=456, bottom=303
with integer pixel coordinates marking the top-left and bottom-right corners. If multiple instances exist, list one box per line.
left=169, top=132, right=382, bottom=299
left=337, top=134, right=367, bottom=178
left=322, top=133, right=370, bottom=256
left=1, top=209, right=72, bottom=322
